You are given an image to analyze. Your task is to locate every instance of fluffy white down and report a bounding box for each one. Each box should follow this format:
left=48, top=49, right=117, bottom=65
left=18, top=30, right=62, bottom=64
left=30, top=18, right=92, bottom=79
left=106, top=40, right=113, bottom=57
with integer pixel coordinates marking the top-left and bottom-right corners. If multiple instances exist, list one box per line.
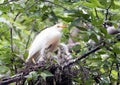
left=107, top=26, right=117, bottom=34
left=26, top=26, right=62, bottom=62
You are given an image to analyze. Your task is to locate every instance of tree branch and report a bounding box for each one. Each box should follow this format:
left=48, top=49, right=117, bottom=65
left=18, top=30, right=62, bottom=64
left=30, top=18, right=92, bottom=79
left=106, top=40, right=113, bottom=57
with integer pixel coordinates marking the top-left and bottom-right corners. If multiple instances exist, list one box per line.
left=94, top=8, right=99, bottom=19
left=25, top=1, right=38, bottom=11
left=14, top=12, right=21, bottom=21
left=9, top=28, right=13, bottom=53
left=105, top=0, right=112, bottom=20
left=62, top=42, right=104, bottom=69
left=13, top=0, right=30, bottom=22
left=9, top=27, right=18, bottom=85
left=0, top=64, right=45, bottom=85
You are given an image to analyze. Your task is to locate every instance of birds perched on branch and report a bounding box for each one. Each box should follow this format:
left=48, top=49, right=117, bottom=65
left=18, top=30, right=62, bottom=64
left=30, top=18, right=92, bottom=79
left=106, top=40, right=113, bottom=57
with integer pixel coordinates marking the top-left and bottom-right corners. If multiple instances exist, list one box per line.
left=26, top=23, right=66, bottom=64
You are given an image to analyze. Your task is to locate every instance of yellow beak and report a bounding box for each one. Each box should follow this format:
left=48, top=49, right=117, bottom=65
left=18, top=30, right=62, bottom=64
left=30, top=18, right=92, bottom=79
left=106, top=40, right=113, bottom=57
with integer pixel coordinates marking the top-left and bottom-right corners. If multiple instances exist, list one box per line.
left=59, top=25, right=67, bottom=28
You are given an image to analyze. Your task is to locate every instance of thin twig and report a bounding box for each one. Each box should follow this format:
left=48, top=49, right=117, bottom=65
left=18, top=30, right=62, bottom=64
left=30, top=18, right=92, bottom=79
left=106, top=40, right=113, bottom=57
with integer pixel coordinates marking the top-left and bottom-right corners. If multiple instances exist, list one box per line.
left=105, top=0, right=112, bottom=20
left=12, top=0, right=30, bottom=34
left=25, top=1, right=38, bottom=11
left=13, top=0, right=30, bottom=21
left=94, top=8, right=99, bottom=19
left=14, top=12, right=21, bottom=21
left=10, top=27, right=18, bottom=85
left=10, top=28, right=13, bottom=53
left=10, top=27, right=18, bottom=78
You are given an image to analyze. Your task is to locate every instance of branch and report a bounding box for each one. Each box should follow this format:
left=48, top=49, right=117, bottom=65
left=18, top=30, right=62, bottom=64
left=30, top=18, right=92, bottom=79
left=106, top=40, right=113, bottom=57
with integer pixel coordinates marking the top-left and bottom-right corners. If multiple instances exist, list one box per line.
left=94, top=8, right=99, bottom=19
left=62, top=42, right=104, bottom=69
left=9, top=28, right=13, bottom=53
left=9, top=27, right=18, bottom=76
left=105, top=0, right=112, bottom=20
left=13, top=0, right=30, bottom=22
left=14, top=12, right=21, bottom=21
left=25, top=1, right=38, bottom=11
left=0, top=64, right=46, bottom=85
left=9, top=27, right=18, bottom=85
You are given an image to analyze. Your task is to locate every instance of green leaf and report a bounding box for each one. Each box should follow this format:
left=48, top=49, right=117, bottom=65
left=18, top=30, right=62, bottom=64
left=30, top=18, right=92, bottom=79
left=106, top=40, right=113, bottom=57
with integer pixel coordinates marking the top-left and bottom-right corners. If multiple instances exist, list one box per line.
left=83, top=0, right=103, bottom=8
left=58, top=16, right=74, bottom=22
left=113, top=47, right=120, bottom=54
left=25, top=71, right=38, bottom=81
left=111, top=70, right=118, bottom=80
left=100, top=68, right=105, bottom=73
left=114, top=1, right=120, bottom=8
left=40, top=71, right=53, bottom=80
left=73, top=1, right=82, bottom=7
left=91, top=0, right=103, bottom=7
left=89, top=33, right=98, bottom=42
left=100, top=27, right=107, bottom=36
left=69, top=18, right=81, bottom=29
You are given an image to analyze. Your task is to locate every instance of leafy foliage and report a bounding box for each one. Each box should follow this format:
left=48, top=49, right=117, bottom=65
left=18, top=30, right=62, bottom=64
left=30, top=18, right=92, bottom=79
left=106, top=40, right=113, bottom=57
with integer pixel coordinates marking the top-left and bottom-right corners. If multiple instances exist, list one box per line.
left=0, top=0, right=120, bottom=84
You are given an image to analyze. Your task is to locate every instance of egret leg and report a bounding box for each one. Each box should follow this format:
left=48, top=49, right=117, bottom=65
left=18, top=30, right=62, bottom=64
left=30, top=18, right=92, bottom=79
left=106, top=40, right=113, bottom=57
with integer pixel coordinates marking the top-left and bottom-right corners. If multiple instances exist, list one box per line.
left=37, top=48, right=46, bottom=63
left=32, top=58, right=36, bottom=64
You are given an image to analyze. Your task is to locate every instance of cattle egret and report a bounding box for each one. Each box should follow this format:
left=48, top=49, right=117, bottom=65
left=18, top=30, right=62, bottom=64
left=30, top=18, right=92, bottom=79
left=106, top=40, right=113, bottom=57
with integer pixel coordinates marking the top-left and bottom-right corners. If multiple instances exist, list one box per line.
left=26, top=23, right=66, bottom=64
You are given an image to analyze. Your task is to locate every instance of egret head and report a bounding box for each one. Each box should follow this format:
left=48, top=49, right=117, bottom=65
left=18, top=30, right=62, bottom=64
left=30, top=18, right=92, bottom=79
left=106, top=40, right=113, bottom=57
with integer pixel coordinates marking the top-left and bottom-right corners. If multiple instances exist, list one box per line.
left=54, top=23, right=67, bottom=31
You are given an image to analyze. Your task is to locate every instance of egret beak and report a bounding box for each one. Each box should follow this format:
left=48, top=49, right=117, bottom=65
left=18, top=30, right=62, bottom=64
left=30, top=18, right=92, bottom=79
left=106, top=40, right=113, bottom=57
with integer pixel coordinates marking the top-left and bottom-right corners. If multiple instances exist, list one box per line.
left=60, top=25, right=67, bottom=28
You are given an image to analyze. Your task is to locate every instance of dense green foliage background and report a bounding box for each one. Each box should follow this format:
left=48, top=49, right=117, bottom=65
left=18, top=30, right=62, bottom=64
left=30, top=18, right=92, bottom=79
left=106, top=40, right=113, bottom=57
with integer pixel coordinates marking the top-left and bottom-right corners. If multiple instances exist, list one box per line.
left=0, top=0, right=120, bottom=84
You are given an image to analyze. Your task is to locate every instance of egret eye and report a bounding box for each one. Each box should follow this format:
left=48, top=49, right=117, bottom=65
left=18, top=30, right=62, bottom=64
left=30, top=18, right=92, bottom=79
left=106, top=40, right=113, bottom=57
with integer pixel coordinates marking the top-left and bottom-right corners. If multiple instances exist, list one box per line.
left=57, top=25, right=60, bottom=28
